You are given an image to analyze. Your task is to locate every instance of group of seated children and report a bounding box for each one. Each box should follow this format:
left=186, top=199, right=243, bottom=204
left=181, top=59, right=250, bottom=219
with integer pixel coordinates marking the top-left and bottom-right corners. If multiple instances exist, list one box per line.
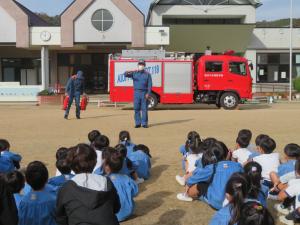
left=176, top=130, right=300, bottom=225
left=0, top=130, right=152, bottom=225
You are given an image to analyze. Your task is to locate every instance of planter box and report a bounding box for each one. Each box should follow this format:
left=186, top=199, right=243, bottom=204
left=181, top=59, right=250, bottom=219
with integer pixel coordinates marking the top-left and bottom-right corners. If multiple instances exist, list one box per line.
left=38, top=95, right=63, bottom=105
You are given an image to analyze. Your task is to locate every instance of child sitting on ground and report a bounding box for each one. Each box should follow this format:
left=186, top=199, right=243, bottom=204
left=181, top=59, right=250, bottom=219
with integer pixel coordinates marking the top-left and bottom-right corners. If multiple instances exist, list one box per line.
left=231, top=130, right=252, bottom=165
left=0, top=170, right=25, bottom=211
left=18, top=161, right=57, bottom=225
left=88, top=129, right=101, bottom=148
left=0, top=139, right=22, bottom=171
left=248, top=134, right=269, bottom=160
left=176, top=137, right=202, bottom=186
left=0, top=171, right=23, bottom=225
left=244, top=162, right=269, bottom=207
left=48, top=148, right=74, bottom=189
left=180, top=132, right=202, bottom=171
left=92, top=135, right=110, bottom=172
left=119, top=131, right=136, bottom=156
left=252, top=135, right=280, bottom=188
left=103, top=149, right=138, bottom=222
left=56, top=144, right=120, bottom=225
left=210, top=173, right=274, bottom=225
left=276, top=157, right=300, bottom=224
left=270, top=143, right=300, bottom=187
left=179, top=131, right=201, bottom=156
left=129, top=144, right=152, bottom=180
left=210, top=173, right=249, bottom=225
left=115, top=144, right=144, bottom=184
left=177, top=141, right=243, bottom=210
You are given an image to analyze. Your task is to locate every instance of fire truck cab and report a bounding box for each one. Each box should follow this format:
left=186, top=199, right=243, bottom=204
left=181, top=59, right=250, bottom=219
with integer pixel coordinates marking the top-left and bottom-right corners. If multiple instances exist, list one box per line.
left=109, top=52, right=252, bottom=110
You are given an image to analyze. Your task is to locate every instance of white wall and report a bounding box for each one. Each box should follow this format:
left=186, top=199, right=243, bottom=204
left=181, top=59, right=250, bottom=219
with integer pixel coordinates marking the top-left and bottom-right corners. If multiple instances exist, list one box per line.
left=149, top=5, right=256, bottom=25
left=0, top=6, right=16, bottom=43
left=74, top=0, right=132, bottom=43
left=248, top=28, right=300, bottom=50
left=145, top=27, right=170, bottom=46
left=30, top=27, right=61, bottom=46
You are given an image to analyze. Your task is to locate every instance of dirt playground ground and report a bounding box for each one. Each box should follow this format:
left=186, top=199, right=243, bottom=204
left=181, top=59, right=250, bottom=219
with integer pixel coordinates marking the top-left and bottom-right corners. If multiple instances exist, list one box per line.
left=1, top=102, right=300, bottom=225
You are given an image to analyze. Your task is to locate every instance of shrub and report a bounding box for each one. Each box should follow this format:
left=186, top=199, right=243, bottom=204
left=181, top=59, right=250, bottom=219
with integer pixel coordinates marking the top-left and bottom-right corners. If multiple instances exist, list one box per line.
left=293, top=78, right=300, bottom=92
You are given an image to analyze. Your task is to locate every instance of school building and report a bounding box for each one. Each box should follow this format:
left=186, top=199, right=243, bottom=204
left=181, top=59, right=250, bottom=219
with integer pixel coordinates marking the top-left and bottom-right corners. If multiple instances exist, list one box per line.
left=0, top=0, right=299, bottom=101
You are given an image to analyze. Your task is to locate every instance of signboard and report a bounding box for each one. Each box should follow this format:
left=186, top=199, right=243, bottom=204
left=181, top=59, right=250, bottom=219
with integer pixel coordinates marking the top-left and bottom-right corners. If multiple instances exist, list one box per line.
left=0, top=86, right=40, bottom=101
left=114, top=62, right=162, bottom=87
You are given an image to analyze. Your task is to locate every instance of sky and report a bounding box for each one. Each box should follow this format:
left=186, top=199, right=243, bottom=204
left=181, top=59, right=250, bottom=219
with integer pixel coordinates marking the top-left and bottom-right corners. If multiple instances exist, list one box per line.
left=16, top=0, right=300, bottom=21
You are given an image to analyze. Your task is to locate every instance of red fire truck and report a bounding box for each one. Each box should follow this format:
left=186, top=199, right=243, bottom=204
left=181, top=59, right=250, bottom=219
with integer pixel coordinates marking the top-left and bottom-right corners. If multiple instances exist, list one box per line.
left=109, top=52, right=253, bottom=110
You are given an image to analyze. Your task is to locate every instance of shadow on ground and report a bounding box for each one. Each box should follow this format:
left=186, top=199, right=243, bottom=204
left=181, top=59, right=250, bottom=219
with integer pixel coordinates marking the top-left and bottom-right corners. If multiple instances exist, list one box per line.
left=150, top=119, right=194, bottom=127
left=68, top=114, right=127, bottom=120
left=122, top=103, right=271, bottom=111
left=139, top=164, right=169, bottom=193
left=135, top=191, right=173, bottom=216
left=239, top=104, right=271, bottom=110
left=152, top=209, right=186, bottom=225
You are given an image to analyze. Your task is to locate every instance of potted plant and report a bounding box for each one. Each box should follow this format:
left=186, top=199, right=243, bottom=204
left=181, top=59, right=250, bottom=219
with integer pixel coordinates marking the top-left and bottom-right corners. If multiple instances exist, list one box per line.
left=37, top=89, right=62, bottom=105
left=293, top=78, right=300, bottom=100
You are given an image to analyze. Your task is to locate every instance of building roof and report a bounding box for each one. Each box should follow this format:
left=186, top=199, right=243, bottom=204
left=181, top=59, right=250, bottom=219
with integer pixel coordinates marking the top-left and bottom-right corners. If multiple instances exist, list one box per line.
left=13, top=0, right=49, bottom=26
left=146, top=0, right=262, bottom=25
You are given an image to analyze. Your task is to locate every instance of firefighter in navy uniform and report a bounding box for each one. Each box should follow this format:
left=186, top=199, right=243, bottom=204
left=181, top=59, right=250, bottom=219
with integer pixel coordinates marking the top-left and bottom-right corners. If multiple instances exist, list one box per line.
left=64, top=70, right=85, bottom=120
left=125, top=60, right=152, bottom=128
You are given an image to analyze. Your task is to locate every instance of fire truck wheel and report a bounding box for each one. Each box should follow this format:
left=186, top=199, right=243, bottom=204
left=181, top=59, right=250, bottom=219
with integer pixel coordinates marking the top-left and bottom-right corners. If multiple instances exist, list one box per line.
left=220, top=92, right=239, bottom=110
left=147, top=93, right=158, bottom=110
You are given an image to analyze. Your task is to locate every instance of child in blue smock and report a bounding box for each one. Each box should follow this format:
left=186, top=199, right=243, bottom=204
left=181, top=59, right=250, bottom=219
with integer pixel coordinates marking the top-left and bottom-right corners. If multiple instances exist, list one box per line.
left=115, top=144, right=143, bottom=184
left=18, top=161, right=56, bottom=225
left=210, top=173, right=249, bottom=225
left=177, top=141, right=243, bottom=210
left=48, top=148, right=74, bottom=188
left=119, top=131, right=136, bottom=156
left=0, top=156, right=14, bottom=173
left=243, top=162, right=268, bottom=207
left=129, top=144, right=152, bottom=180
left=103, top=149, right=138, bottom=222
left=0, top=139, right=22, bottom=171
left=270, top=143, right=300, bottom=187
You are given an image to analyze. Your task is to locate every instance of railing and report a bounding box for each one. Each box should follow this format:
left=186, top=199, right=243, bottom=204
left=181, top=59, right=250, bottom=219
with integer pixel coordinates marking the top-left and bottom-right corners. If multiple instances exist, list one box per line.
left=252, top=83, right=293, bottom=94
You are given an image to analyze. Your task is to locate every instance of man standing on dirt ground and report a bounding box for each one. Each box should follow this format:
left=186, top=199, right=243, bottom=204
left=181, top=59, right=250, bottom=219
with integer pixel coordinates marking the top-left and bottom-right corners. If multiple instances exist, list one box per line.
left=64, top=70, right=86, bottom=120
left=125, top=60, right=152, bottom=128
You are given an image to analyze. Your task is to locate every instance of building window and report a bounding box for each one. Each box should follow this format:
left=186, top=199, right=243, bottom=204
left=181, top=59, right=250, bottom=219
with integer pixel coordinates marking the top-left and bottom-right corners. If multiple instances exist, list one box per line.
left=205, top=61, right=223, bottom=72
left=91, top=9, right=113, bottom=32
left=257, top=53, right=300, bottom=83
left=229, top=62, right=247, bottom=76
left=1, top=58, right=41, bottom=85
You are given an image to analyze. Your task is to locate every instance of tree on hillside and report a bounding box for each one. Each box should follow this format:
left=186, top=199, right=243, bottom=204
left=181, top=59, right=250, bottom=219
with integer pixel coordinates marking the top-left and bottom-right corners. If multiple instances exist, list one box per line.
left=36, top=13, right=60, bottom=26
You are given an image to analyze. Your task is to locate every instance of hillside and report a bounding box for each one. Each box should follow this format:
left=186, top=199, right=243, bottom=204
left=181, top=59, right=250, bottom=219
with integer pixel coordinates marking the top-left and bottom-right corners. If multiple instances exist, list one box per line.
left=257, top=18, right=300, bottom=27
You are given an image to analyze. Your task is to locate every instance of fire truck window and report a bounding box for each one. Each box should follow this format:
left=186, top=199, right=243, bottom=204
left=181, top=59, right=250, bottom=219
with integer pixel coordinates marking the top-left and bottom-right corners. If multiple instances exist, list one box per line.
left=229, top=62, right=247, bottom=76
left=205, top=61, right=223, bottom=72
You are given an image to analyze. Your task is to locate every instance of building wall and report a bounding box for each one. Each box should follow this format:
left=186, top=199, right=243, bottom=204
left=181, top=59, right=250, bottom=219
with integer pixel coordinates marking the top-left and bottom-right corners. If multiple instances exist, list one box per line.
left=30, top=27, right=61, bottom=46
left=149, top=5, right=256, bottom=25
left=74, top=0, right=132, bottom=43
left=0, top=7, right=16, bottom=43
left=249, top=28, right=300, bottom=50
